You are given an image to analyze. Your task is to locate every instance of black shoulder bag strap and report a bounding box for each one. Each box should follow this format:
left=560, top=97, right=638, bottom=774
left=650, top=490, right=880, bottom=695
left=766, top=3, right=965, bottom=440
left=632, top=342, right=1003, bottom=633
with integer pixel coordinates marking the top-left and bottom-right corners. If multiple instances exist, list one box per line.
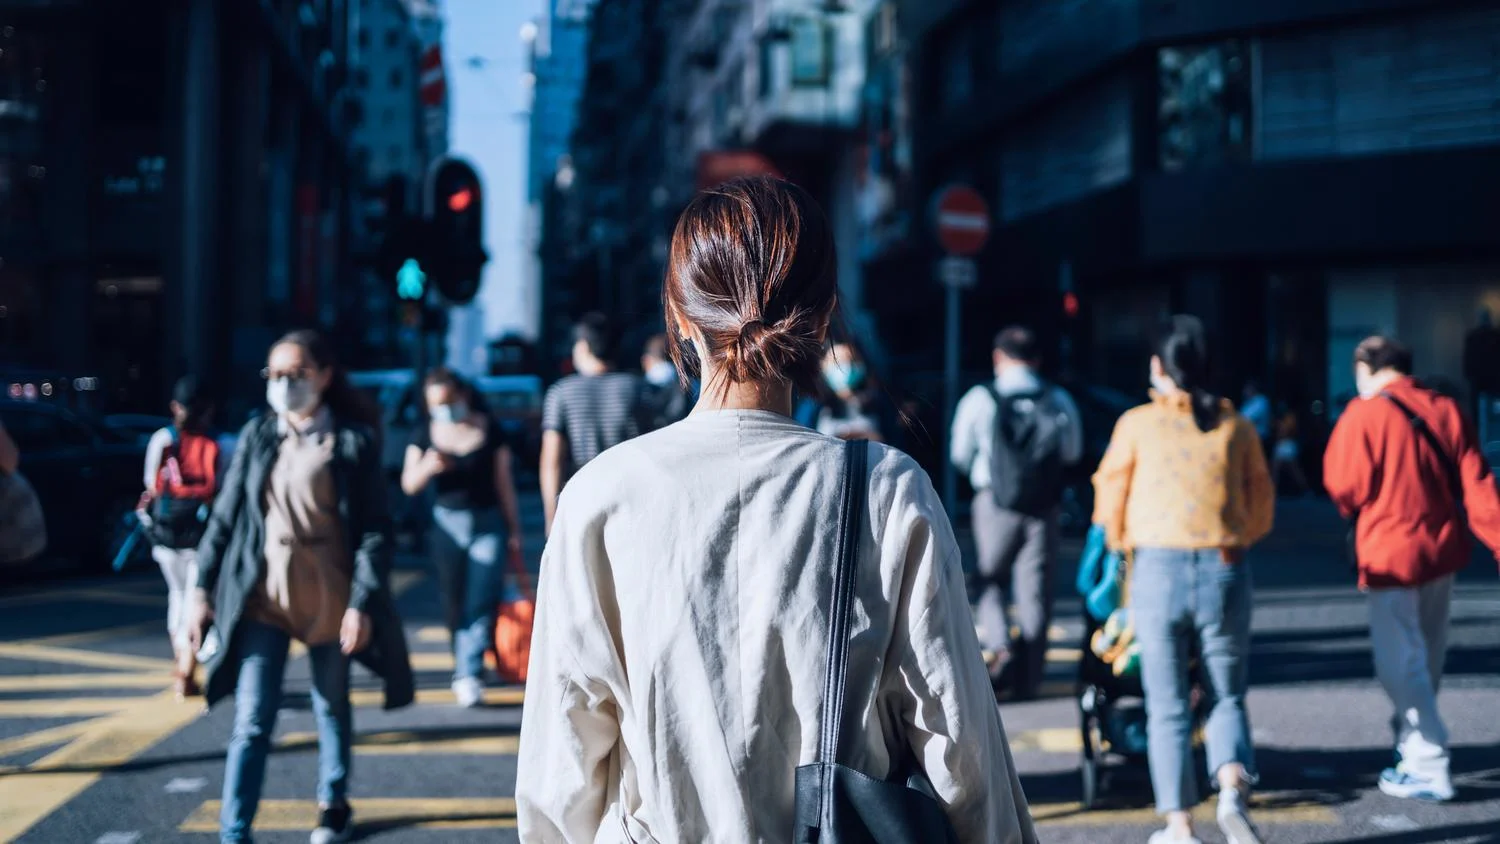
left=1381, top=392, right=1466, bottom=510
left=817, top=438, right=871, bottom=777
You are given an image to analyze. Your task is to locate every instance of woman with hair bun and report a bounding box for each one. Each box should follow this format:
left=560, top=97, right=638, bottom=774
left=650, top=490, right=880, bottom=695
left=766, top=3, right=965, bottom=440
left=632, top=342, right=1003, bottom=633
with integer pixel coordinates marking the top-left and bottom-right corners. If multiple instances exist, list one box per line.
left=516, top=176, right=1035, bottom=842
left=1092, top=315, right=1276, bottom=844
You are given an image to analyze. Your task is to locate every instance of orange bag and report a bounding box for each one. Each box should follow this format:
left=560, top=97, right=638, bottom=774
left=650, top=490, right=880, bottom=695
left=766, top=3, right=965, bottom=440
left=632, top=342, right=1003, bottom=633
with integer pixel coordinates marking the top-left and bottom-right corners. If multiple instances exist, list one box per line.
left=492, top=549, right=535, bottom=684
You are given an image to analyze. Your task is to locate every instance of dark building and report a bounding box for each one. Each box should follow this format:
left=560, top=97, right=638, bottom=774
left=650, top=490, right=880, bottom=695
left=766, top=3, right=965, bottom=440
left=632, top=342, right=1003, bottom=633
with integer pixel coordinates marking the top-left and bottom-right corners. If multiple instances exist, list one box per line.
left=540, top=0, right=681, bottom=370
left=0, top=0, right=365, bottom=420
left=889, top=0, right=1500, bottom=431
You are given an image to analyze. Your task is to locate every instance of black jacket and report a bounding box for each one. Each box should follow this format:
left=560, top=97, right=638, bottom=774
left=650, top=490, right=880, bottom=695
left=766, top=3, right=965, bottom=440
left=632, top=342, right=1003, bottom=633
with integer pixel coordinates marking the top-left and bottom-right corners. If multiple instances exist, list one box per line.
left=195, top=413, right=415, bottom=710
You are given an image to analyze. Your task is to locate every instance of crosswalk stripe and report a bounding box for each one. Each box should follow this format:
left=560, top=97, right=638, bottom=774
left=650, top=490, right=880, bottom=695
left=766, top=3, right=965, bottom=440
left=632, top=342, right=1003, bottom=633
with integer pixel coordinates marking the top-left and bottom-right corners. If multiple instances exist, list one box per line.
left=179, top=798, right=518, bottom=832
left=0, top=699, right=133, bottom=717
left=0, top=691, right=203, bottom=841
left=0, top=673, right=172, bottom=693
left=277, top=730, right=520, bottom=756
left=1029, top=794, right=1338, bottom=826
left=0, top=719, right=101, bottom=761
left=349, top=686, right=525, bottom=708
left=1006, top=727, right=1083, bottom=754
left=0, top=643, right=175, bottom=673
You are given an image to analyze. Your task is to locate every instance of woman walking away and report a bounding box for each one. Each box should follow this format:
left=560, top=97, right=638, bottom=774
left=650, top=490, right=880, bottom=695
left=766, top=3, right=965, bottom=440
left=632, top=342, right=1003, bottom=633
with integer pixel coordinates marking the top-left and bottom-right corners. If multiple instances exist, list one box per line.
left=516, top=176, right=1036, bottom=843
left=190, top=330, right=414, bottom=844
left=142, top=376, right=220, bottom=699
left=401, top=367, right=524, bottom=707
left=1092, top=315, right=1275, bottom=844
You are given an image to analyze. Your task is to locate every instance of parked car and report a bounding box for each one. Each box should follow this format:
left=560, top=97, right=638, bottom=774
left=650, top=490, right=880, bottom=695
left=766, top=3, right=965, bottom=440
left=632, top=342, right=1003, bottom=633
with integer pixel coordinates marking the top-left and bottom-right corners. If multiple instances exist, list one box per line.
left=0, top=399, right=147, bottom=571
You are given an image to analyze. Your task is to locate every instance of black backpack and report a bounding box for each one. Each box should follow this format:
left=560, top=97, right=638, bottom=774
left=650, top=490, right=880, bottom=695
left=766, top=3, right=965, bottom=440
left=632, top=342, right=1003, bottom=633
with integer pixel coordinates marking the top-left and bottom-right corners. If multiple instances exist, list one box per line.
left=985, top=385, right=1067, bottom=514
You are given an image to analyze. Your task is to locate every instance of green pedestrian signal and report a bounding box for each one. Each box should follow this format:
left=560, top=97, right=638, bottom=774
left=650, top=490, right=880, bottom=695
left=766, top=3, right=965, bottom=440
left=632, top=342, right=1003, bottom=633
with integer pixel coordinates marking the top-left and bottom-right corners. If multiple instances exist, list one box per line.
left=396, top=258, right=426, bottom=301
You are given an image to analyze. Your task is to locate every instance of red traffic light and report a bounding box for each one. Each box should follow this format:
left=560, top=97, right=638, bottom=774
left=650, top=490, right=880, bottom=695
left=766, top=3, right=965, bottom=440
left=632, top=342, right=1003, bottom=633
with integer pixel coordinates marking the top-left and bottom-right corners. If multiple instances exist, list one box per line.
left=447, top=187, right=474, bottom=213
left=1062, top=292, right=1080, bottom=318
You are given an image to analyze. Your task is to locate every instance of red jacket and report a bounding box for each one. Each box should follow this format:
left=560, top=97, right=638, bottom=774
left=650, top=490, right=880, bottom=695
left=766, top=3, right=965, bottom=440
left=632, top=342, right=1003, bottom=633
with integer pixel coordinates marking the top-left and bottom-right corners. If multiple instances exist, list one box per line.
left=1324, top=377, right=1500, bottom=588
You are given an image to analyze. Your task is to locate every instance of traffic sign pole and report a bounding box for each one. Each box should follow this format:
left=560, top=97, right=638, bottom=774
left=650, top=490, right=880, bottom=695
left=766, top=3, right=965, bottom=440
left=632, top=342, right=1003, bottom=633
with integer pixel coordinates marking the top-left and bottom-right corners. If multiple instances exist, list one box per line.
left=932, top=185, right=991, bottom=517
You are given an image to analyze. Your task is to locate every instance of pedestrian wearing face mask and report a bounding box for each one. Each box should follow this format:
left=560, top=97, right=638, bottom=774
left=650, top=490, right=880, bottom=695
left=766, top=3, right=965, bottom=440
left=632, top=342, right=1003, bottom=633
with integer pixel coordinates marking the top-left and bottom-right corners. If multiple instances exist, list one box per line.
left=638, top=333, right=694, bottom=431
left=815, top=341, right=883, bottom=442
left=401, top=367, right=524, bottom=708
left=190, top=330, right=414, bottom=844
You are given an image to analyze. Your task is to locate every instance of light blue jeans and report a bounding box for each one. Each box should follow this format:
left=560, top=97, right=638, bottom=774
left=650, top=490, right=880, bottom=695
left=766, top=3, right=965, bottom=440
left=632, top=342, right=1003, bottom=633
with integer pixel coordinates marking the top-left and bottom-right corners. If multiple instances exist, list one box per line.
left=1131, top=548, right=1257, bottom=813
left=221, top=619, right=351, bottom=842
left=431, top=506, right=509, bottom=681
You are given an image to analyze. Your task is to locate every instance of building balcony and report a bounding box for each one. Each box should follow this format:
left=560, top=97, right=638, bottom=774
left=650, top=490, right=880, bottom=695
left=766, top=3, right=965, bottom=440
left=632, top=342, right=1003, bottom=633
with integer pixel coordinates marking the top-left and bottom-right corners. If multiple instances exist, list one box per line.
left=743, top=4, right=864, bottom=159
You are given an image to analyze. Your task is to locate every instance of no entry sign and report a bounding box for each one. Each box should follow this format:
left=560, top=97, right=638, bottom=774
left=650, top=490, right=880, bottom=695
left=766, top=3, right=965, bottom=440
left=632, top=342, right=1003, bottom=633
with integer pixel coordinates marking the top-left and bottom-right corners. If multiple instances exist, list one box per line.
left=933, top=184, right=991, bottom=256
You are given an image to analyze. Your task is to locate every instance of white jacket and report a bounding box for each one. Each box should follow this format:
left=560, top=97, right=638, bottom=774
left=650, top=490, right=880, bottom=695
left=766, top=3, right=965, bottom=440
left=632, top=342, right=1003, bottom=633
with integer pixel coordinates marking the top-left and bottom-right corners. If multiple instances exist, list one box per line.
left=517, top=410, right=1036, bottom=843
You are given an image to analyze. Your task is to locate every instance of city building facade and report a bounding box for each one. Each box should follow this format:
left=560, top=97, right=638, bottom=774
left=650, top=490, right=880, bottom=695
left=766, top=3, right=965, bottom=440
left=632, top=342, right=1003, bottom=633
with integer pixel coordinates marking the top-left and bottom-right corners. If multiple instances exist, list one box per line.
left=893, top=0, right=1500, bottom=435
left=0, top=0, right=366, bottom=421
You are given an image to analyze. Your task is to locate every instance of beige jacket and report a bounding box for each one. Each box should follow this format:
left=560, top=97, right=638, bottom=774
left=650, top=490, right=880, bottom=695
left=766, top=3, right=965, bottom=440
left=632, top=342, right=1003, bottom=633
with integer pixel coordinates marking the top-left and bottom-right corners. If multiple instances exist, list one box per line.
left=516, top=410, right=1035, bottom=843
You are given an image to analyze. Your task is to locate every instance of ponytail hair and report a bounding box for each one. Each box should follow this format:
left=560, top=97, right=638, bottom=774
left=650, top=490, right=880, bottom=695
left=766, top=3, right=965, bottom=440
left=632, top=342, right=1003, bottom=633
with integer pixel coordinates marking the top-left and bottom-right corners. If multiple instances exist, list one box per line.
left=1155, top=314, right=1223, bottom=433
left=271, top=330, right=383, bottom=436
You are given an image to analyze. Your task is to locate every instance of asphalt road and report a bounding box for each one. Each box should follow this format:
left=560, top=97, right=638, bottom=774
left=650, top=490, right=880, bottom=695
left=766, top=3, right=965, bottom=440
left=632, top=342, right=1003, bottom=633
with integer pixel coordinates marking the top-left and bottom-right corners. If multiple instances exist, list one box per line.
left=0, top=497, right=1497, bottom=843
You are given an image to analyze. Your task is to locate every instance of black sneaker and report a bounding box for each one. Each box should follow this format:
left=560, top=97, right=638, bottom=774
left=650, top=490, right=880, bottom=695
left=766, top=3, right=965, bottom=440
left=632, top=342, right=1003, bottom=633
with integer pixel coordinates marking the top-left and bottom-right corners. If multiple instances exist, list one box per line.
left=310, top=802, right=353, bottom=844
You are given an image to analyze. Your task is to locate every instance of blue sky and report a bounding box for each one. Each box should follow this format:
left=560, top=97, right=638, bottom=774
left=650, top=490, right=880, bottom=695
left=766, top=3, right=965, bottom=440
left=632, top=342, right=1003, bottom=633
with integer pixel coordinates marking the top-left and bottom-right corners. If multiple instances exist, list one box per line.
left=444, top=0, right=544, bottom=339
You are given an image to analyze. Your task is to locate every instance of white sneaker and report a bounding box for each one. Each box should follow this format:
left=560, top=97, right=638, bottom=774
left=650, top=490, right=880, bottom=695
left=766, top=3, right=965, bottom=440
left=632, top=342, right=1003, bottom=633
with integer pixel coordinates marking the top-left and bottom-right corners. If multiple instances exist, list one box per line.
left=1216, top=786, right=1264, bottom=844
left=1147, top=830, right=1202, bottom=844
left=452, top=676, right=485, bottom=708
left=1378, top=767, right=1455, bottom=802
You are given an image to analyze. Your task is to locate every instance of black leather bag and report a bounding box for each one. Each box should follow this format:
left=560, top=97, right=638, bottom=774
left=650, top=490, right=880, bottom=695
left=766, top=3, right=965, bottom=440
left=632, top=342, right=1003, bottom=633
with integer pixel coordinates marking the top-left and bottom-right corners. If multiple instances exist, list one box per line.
left=792, top=440, right=960, bottom=844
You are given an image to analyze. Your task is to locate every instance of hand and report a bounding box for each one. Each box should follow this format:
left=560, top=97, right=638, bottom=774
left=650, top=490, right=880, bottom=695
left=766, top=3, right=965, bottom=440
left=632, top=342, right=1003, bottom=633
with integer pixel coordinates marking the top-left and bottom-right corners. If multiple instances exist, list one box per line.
left=188, top=590, right=214, bottom=652
left=422, top=449, right=454, bottom=476
left=1220, top=547, right=1245, bottom=565
left=339, top=609, right=372, bottom=656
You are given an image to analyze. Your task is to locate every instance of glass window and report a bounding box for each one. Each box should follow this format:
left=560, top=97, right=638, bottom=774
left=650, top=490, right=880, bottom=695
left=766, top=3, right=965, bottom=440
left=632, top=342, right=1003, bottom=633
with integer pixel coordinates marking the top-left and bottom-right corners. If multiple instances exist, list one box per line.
left=789, top=17, right=832, bottom=87
left=385, top=29, right=401, bottom=49
left=353, top=67, right=369, bottom=89
left=357, top=27, right=370, bottom=49
left=389, top=68, right=403, bottom=89
left=1158, top=41, right=1253, bottom=171
left=759, top=35, right=774, bottom=98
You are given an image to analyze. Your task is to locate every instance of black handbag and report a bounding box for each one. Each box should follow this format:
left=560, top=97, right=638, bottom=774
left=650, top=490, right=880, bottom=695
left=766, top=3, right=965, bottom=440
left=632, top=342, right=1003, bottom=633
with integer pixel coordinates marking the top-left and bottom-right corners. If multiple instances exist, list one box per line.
left=792, top=439, right=960, bottom=844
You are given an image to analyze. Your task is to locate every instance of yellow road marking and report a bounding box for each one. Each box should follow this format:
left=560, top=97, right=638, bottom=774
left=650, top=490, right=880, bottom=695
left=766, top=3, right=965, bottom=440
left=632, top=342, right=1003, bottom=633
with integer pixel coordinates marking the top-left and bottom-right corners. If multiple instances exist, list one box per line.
left=409, top=651, right=455, bottom=672
left=0, top=719, right=100, bottom=760
left=180, top=798, right=518, bottom=832
left=0, top=672, right=171, bottom=694
left=349, top=686, right=525, bottom=709
left=1008, top=727, right=1084, bottom=754
left=0, top=698, right=132, bottom=717
left=0, top=643, right=174, bottom=673
left=1048, top=647, right=1083, bottom=663
left=16, top=621, right=161, bottom=649
left=1031, top=794, right=1338, bottom=826
left=0, top=690, right=203, bottom=841
left=278, top=729, right=519, bottom=756
left=416, top=626, right=448, bottom=643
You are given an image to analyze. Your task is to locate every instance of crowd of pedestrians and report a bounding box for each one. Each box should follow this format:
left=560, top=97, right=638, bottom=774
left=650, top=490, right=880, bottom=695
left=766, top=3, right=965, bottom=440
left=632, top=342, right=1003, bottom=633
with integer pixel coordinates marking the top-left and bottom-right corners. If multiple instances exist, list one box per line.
left=119, top=174, right=1499, bottom=843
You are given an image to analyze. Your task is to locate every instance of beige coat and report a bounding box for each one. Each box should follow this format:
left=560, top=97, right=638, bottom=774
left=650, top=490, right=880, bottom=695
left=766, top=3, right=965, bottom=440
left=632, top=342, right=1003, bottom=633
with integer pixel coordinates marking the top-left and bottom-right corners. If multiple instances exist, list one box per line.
left=516, top=410, right=1036, bottom=843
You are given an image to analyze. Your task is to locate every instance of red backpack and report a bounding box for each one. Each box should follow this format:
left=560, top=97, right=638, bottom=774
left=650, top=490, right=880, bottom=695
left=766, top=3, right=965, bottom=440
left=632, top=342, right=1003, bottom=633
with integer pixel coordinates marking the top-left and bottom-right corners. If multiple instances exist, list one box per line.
left=147, top=428, right=219, bottom=549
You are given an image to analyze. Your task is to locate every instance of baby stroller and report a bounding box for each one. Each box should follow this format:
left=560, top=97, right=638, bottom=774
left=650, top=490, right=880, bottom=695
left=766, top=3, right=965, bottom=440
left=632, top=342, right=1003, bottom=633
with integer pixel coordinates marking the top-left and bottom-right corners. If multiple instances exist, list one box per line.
left=1074, top=526, right=1209, bottom=809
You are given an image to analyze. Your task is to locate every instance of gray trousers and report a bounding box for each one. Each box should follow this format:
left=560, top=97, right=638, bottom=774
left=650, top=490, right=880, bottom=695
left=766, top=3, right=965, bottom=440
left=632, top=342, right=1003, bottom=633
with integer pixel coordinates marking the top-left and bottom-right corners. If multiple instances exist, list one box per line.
left=972, top=493, right=1058, bottom=697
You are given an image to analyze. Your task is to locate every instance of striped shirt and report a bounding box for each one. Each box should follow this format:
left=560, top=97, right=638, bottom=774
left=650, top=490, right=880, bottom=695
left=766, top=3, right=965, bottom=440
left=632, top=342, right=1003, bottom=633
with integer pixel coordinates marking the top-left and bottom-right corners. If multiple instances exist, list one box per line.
left=542, top=372, right=645, bottom=473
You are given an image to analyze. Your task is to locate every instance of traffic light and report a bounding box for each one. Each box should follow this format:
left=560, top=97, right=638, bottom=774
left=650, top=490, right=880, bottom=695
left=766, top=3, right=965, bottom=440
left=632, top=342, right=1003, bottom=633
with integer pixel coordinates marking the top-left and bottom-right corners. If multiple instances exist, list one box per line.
left=378, top=216, right=430, bottom=299
left=425, top=156, right=488, bottom=305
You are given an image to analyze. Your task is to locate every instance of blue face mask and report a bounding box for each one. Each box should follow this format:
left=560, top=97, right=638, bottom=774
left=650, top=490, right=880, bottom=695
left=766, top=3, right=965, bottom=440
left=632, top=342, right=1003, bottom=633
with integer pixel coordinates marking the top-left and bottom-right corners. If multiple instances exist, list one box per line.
left=823, top=362, right=866, bottom=395
left=430, top=402, right=468, bottom=424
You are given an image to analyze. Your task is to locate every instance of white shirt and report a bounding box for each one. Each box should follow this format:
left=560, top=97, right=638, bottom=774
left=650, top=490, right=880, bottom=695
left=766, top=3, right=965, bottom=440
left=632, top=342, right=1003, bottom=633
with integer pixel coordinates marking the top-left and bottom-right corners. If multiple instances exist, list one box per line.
left=949, top=368, right=1084, bottom=492
left=516, top=410, right=1036, bottom=844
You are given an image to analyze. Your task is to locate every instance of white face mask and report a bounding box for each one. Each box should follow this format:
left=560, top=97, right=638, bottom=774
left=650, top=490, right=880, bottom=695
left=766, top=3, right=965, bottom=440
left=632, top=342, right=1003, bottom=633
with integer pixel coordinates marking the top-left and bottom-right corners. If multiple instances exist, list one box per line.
left=430, top=402, right=469, bottom=424
left=1149, top=370, right=1174, bottom=395
left=645, top=360, right=677, bottom=387
left=267, top=377, right=318, bottom=416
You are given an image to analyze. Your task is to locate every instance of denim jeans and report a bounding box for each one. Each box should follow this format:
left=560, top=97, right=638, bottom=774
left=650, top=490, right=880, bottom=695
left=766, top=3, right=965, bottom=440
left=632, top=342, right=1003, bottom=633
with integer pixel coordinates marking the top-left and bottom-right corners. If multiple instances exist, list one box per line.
left=430, top=506, right=509, bottom=681
left=221, top=618, right=352, bottom=842
left=1131, top=547, right=1256, bottom=813
left=1369, top=574, right=1453, bottom=783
